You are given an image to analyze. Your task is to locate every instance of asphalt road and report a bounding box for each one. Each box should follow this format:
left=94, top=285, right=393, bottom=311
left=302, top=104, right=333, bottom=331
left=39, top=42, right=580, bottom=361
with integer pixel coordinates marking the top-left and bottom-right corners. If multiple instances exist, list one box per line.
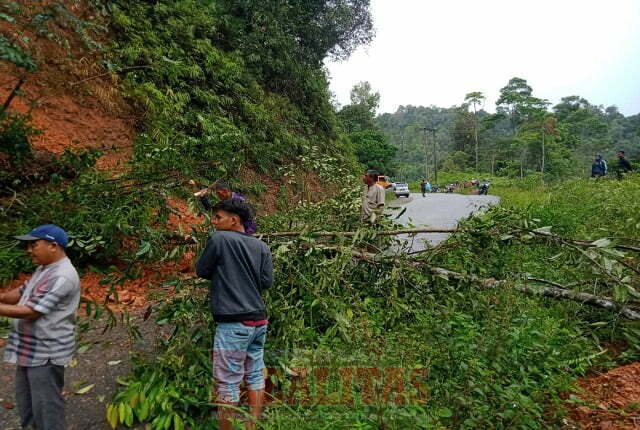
left=389, top=192, right=500, bottom=250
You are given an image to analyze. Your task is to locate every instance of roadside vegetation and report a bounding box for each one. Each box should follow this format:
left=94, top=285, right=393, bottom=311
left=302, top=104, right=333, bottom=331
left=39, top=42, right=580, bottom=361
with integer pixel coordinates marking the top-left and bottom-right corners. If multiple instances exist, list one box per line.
left=104, top=174, right=640, bottom=429
left=1, top=1, right=639, bottom=429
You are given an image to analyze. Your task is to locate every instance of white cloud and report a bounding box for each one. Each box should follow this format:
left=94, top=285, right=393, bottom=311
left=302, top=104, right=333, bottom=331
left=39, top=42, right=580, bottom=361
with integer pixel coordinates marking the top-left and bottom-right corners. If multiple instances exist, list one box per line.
left=326, top=0, right=640, bottom=115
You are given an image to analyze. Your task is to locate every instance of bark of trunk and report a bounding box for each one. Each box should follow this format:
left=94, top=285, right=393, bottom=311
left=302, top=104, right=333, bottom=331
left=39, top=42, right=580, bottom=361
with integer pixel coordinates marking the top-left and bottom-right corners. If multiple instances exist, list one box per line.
left=541, top=131, right=545, bottom=182
left=426, top=267, right=640, bottom=320
left=1, top=76, right=26, bottom=114
left=260, top=227, right=460, bottom=238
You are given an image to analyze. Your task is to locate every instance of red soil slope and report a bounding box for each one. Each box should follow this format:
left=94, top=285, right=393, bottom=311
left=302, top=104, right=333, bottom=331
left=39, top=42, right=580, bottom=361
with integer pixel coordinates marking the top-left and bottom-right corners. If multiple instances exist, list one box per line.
left=0, top=1, right=136, bottom=171
left=568, top=362, right=640, bottom=429
left=0, top=79, right=135, bottom=171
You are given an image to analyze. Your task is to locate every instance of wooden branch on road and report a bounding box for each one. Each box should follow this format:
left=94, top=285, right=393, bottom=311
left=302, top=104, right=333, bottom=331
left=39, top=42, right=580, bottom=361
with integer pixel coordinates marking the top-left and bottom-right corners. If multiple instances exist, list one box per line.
left=426, top=266, right=640, bottom=320
left=259, top=227, right=460, bottom=238
left=341, top=251, right=640, bottom=319
left=518, top=228, right=640, bottom=253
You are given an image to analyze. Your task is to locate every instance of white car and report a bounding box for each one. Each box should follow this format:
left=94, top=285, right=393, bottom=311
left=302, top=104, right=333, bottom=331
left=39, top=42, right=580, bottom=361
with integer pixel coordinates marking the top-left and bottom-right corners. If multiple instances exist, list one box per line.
left=394, top=182, right=410, bottom=198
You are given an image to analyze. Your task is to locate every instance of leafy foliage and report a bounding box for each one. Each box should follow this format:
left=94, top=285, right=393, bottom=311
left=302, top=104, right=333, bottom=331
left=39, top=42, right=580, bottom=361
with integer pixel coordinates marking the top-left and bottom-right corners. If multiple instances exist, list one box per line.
left=0, top=1, right=105, bottom=74
left=0, top=0, right=372, bottom=282
left=108, top=176, right=640, bottom=429
left=0, top=111, right=39, bottom=163
left=107, top=0, right=369, bottom=181
left=378, top=77, right=640, bottom=182
left=338, top=81, right=396, bottom=173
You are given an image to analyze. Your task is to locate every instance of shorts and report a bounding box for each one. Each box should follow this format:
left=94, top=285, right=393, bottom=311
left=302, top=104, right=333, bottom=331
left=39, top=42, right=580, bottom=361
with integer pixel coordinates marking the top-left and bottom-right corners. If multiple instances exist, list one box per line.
left=212, top=322, right=267, bottom=403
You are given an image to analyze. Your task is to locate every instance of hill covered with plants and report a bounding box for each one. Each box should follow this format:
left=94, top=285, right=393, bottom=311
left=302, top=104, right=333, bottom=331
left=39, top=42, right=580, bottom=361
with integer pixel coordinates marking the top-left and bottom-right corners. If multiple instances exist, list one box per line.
left=0, top=0, right=374, bottom=280
left=1, top=2, right=640, bottom=430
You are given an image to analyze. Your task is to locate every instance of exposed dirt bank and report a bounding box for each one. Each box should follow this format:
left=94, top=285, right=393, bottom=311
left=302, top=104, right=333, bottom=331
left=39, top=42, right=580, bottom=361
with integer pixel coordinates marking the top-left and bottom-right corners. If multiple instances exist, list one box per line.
left=568, top=362, right=640, bottom=429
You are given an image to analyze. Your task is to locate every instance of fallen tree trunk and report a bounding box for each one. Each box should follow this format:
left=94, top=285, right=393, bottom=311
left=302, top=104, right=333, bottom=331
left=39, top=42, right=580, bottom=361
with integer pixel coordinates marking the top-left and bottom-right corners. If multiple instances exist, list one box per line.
left=427, top=266, right=640, bottom=320
left=258, top=227, right=460, bottom=238
left=517, top=228, right=640, bottom=253
left=338, top=248, right=640, bottom=320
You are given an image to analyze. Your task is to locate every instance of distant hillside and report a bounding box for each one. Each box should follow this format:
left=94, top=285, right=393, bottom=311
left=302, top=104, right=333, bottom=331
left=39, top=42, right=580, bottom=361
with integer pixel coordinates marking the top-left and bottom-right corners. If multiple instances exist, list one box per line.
left=377, top=83, right=640, bottom=182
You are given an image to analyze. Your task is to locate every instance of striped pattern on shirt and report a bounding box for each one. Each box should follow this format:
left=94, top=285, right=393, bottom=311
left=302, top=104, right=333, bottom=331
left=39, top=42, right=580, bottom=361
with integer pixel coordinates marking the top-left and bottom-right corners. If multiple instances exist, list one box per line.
left=3, top=257, right=80, bottom=367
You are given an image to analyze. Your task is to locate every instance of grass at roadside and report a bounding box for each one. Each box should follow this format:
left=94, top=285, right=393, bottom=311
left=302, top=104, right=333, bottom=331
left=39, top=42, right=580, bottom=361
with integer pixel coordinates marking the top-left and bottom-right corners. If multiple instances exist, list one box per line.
left=385, top=189, right=397, bottom=201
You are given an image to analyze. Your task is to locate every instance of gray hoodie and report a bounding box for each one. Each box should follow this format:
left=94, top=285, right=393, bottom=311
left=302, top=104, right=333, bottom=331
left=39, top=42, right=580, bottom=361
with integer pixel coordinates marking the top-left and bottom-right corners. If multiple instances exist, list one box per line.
left=196, top=231, right=273, bottom=322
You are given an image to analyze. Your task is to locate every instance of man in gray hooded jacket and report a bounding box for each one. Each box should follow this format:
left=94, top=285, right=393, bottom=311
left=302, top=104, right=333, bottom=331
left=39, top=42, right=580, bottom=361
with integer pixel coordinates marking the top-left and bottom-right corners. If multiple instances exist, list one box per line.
left=196, top=199, right=272, bottom=430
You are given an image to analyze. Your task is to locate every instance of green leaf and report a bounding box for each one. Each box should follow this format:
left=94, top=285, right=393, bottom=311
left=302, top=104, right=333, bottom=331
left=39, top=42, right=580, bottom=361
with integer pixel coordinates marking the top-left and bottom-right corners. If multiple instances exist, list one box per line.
left=173, top=414, right=184, bottom=430
left=77, top=343, right=92, bottom=354
left=118, top=402, right=126, bottom=423
left=107, top=404, right=118, bottom=429
left=436, top=407, right=453, bottom=418
left=591, top=238, right=611, bottom=248
left=138, top=399, right=150, bottom=421
left=124, top=404, right=134, bottom=426
left=135, top=241, right=151, bottom=257
left=0, top=12, right=15, bottom=22
left=75, top=383, right=95, bottom=394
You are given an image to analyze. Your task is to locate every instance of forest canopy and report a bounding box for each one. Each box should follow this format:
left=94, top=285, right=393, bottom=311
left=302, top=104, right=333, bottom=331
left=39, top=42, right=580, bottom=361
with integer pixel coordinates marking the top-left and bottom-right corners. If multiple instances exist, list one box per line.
left=377, top=77, right=640, bottom=182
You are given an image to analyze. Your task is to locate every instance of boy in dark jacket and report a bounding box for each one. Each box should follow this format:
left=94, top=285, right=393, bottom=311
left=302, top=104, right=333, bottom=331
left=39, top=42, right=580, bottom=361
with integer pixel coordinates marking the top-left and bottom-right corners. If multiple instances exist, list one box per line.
left=196, top=199, right=272, bottom=430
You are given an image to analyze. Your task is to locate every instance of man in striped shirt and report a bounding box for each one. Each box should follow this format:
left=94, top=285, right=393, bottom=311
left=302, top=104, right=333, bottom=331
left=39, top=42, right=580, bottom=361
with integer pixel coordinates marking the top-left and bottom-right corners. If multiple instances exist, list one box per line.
left=1, top=224, right=80, bottom=430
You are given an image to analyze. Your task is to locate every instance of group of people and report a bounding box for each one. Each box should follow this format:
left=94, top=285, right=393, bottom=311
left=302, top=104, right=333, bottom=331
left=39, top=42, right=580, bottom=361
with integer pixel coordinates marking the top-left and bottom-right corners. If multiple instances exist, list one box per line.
left=591, top=151, right=633, bottom=178
left=0, top=172, right=386, bottom=430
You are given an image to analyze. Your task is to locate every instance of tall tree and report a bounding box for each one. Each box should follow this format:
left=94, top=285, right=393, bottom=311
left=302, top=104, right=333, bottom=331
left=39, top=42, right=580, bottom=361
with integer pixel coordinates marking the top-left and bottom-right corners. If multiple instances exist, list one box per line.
left=496, top=77, right=549, bottom=178
left=337, top=81, right=380, bottom=133
left=464, top=91, right=485, bottom=172
left=338, top=82, right=396, bottom=173
left=540, top=116, right=559, bottom=180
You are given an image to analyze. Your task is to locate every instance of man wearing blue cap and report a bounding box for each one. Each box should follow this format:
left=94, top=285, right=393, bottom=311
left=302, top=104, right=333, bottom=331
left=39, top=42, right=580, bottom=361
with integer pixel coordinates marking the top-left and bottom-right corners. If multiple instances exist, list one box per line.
left=0, top=224, right=80, bottom=430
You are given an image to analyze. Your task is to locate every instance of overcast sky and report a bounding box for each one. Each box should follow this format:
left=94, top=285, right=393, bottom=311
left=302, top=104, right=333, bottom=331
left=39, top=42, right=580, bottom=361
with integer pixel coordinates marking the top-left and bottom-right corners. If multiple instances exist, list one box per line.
left=326, top=0, right=640, bottom=116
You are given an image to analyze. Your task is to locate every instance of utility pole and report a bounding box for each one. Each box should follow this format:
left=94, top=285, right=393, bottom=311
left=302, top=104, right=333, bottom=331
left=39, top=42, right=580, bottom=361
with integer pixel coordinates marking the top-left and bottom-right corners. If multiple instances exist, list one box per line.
left=420, top=128, right=429, bottom=180
left=426, top=127, right=437, bottom=184
left=400, top=132, right=405, bottom=181
left=541, top=128, right=545, bottom=183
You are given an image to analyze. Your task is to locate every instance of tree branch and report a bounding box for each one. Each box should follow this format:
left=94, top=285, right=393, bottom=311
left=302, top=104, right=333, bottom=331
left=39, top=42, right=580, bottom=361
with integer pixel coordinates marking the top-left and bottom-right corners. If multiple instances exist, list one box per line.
left=1, top=76, right=26, bottom=114
left=426, top=266, right=640, bottom=320
left=517, top=227, right=640, bottom=253
left=259, top=227, right=460, bottom=239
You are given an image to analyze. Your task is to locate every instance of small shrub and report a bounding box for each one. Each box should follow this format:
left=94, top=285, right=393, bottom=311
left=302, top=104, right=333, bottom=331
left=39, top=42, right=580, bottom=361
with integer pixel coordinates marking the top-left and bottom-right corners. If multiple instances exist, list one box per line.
left=0, top=112, right=40, bottom=164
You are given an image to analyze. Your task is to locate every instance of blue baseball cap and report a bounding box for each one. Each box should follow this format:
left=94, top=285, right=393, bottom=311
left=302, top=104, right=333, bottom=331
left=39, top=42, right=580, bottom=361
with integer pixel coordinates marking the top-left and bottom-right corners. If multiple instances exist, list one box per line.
left=14, top=224, right=69, bottom=247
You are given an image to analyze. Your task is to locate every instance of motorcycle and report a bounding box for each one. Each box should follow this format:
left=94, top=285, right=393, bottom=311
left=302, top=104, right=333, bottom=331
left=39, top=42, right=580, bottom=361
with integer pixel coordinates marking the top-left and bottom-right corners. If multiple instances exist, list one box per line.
left=478, top=181, right=491, bottom=195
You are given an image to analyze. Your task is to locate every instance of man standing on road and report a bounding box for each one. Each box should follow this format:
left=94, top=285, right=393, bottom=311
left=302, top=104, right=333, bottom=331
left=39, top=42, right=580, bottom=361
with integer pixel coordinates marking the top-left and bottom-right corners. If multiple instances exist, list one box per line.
left=196, top=199, right=273, bottom=430
left=191, top=180, right=258, bottom=234
left=361, top=169, right=385, bottom=223
left=1, top=224, right=80, bottom=430
left=616, top=151, right=633, bottom=175
left=420, top=179, right=427, bottom=197
left=425, top=180, right=432, bottom=194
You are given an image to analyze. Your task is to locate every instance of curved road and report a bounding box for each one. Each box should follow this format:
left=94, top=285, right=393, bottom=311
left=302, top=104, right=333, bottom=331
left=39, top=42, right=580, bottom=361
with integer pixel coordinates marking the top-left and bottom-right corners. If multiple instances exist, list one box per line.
left=388, top=193, right=500, bottom=250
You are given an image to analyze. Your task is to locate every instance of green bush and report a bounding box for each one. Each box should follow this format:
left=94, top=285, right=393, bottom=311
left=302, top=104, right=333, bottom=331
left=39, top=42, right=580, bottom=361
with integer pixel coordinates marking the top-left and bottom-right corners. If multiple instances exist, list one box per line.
left=107, top=177, right=640, bottom=429
left=0, top=112, right=39, bottom=164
